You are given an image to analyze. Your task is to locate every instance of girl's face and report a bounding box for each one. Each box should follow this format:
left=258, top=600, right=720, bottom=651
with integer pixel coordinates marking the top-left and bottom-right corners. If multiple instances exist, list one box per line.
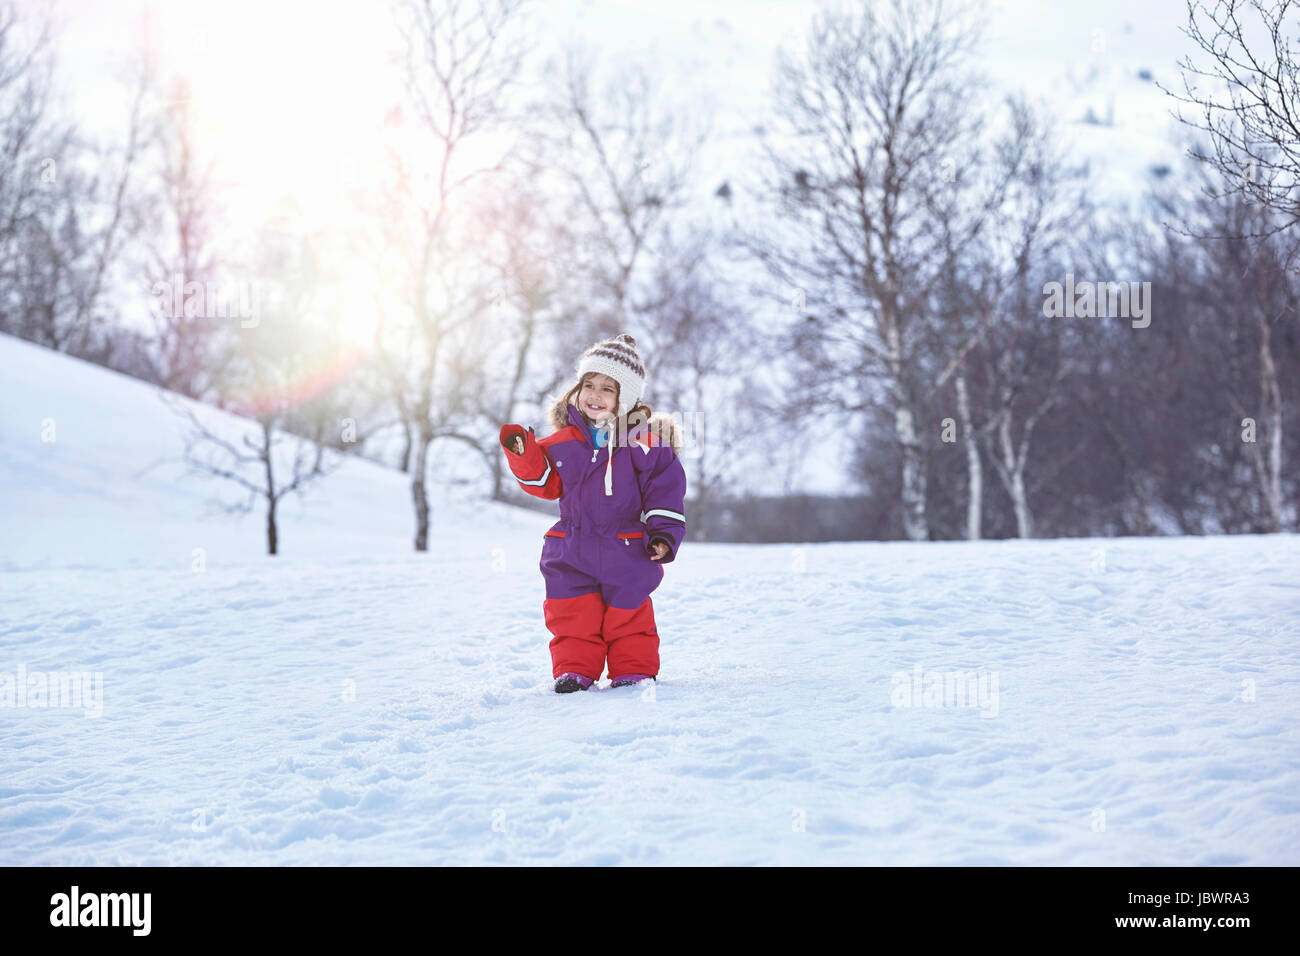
left=578, top=373, right=618, bottom=422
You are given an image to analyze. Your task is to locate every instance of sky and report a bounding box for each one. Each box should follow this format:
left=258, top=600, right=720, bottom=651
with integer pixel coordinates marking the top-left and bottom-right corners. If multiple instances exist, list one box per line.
left=34, top=0, right=1203, bottom=494
left=43, top=0, right=1198, bottom=197
left=38, top=0, right=1202, bottom=234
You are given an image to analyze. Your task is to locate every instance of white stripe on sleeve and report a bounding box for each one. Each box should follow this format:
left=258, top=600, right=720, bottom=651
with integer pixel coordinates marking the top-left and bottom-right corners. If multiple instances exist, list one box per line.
left=640, top=508, right=685, bottom=524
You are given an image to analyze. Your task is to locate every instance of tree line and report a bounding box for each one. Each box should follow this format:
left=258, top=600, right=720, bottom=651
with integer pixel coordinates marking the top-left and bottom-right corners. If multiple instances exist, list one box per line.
left=1, top=0, right=1295, bottom=552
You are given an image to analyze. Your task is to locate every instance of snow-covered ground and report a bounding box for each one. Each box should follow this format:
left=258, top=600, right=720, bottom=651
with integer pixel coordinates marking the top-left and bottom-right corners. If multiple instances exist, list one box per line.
left=2, top=332, right=1298, bottom=864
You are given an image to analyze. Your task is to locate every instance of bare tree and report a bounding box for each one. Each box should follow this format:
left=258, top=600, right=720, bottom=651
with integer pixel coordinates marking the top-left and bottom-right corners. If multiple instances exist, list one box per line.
left=164, top=394, right=336, bottom=556
left=162, top=234, right=342, bottom=556
left=1166, top=0, right=1300, bottom=232
left=525, top=45, right=708, bottom=344
left=953, top=98, right=1090, bottom=538
left=0, top=2, right=60, bottom=342
left=377, top=0, right=529, bottom=550
left=0, top=5, right=151, bottom=362
left=640, top=229, right=751, bottom=540
left=471, top=182, right=565, bottom=499
left=1161, top=1, right=1300, bottom=532
left=140, top=74, right=223, bottom=399
left=1157, top=158, right=1295, bottom=531
left=748, top=0, right=1022, bottom=540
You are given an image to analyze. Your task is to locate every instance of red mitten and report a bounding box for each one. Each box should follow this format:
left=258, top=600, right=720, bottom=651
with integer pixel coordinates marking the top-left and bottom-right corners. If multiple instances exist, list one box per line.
left=500, top=424, right=562, bottom=500
left=500, top=424, right=528, bottom=456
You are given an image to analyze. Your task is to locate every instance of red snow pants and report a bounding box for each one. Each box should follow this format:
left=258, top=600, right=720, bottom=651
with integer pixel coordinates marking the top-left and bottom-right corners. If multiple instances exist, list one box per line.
left=540, top=525, right=665, bottom=681
left=543, top=593, right=659, bottom=681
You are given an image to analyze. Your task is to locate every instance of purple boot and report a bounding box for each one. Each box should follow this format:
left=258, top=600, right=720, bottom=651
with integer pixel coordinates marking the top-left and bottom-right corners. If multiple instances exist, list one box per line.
left=609, top=673, right=656, bottom=688
left=554, top=672, right=594, bottom=694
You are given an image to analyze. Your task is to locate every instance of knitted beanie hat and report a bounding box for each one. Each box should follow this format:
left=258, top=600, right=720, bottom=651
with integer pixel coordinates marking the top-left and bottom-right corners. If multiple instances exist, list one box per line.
left=575, top=333, right=646, bottom=419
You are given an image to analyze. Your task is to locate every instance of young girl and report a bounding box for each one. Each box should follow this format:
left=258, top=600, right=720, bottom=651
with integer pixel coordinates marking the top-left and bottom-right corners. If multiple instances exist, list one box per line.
left=499, top=333, right=686, bottom=693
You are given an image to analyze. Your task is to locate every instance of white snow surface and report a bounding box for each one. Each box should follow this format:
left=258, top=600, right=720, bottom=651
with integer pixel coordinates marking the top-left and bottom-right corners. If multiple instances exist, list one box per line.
left=2, top=332, right=1298, bottom=865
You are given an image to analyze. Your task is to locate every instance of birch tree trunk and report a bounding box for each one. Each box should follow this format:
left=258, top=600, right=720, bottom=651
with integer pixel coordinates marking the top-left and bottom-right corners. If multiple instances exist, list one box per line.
left=399, top=422, right=412, bottom=474
left=1258, top=317, right=1285, bottom=531
left=994, top=408, right=1034, bottom=539
left=895, top=404, right=929, bottom=541
left=391, top=0, right=524, bottom=549
left=263, top=421, right=279, bottom=556
left=956, top=374, right=982, bottom=541
left=266, top=500, right=279, bottom=556
left=411, top=422, right=432, bottom=552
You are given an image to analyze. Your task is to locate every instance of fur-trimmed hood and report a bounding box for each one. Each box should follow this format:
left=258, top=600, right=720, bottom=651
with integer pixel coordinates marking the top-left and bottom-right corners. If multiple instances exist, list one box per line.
left=547, top=392, right=683, bottom=455
left=547, top=391, right=573, bottom=432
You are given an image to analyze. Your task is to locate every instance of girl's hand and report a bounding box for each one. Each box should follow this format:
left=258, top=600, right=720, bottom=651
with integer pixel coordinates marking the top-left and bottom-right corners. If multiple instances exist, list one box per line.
left=501, top=425, right=527, bottom=456
left=648, top=540, right=670, bottom=562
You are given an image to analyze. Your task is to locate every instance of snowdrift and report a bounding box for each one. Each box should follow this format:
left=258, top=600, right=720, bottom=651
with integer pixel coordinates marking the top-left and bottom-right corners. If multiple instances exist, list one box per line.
left=1, top=333, right=1297, bottom=865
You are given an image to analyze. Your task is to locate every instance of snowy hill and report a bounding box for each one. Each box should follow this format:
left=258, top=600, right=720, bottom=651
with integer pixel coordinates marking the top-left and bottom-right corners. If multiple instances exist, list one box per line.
left=2, top=334, right=1298, bottom=865
left=0, top=332, right=545, bottom=570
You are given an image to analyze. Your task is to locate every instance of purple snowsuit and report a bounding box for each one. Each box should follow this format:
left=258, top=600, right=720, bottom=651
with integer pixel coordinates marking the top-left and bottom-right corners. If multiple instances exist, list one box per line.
left=500, top=401, right=687, bottom=680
